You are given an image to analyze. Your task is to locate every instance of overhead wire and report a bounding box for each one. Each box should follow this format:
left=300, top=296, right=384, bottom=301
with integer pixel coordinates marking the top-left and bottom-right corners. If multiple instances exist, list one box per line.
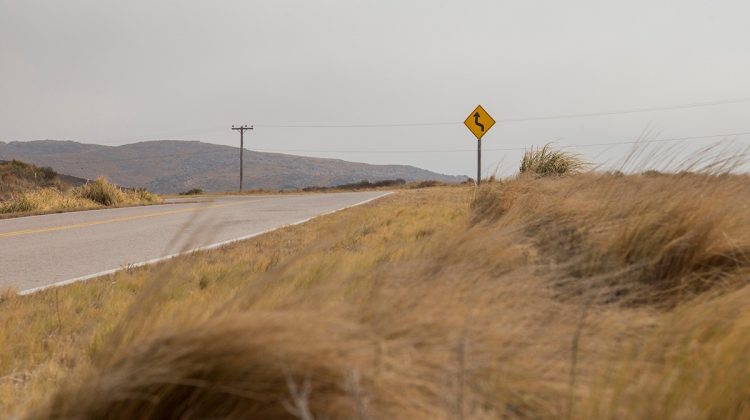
left=494, top=96, right=750, bottom=123
left=250, top=131, right=750, bottom=154
left=253, top=121, right=458, bottom=128
left=252, top=96, right=750, bottom=128
left=58, top=95, right=750, bottom=144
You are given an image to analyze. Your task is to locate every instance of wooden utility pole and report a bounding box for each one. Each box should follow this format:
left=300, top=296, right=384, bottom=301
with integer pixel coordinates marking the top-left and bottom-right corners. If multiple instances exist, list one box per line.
left=231, top=125, right=253, bottom=191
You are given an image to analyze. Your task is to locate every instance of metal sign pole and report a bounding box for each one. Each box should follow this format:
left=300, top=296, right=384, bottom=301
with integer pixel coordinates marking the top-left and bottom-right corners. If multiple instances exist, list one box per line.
left=477, top=139, right=481, bottom=186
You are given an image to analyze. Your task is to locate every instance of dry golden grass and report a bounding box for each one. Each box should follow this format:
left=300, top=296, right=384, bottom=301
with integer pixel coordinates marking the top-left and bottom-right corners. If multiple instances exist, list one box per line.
left=2, top=170, right=750, bottom=419
left=0, top=177, right=160, bottom=215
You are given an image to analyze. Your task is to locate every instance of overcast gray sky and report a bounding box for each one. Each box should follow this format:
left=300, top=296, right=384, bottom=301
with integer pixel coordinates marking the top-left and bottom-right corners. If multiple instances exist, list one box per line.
left=2, top=0, right=749, bottom=177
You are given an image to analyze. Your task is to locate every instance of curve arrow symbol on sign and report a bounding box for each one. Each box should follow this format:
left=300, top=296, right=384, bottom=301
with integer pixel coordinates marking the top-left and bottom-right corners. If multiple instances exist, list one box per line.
left=473, top=112, right=485, bottom=132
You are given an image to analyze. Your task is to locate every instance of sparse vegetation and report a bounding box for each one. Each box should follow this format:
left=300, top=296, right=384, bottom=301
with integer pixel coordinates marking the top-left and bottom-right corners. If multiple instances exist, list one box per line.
left=299, top=178, right=453, bottom=192
left=411, top=180, right=446, bottom=188
left=302, top=178, right=407, bottom=192
left=3, top=158, right=750, bottom=418
left=520, top=144, right=587, bottom=177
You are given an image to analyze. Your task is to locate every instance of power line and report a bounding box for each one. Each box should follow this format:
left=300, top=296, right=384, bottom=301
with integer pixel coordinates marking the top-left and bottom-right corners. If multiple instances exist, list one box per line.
left=557, top=131, right=750, bottom=149
left=253, top=96, right=750, bottom=128
left=248, top=130, right=750, bottom=153
left=495, top=96, right=750, bottom=123
left=254, top=121, right=457, bottom=128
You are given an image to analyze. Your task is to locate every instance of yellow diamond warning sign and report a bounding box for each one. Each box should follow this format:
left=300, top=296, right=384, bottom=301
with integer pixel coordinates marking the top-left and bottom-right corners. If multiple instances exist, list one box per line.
left=464, top=105, right=496, bottom=140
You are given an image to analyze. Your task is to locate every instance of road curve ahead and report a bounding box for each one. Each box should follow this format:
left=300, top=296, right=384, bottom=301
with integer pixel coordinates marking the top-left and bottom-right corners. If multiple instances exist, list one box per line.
left=0, top=192, right=389, bottom=293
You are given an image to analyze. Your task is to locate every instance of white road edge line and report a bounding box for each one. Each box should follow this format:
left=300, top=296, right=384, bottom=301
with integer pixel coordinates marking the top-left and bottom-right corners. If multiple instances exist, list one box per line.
left=19, top=192, right=393, bottom=296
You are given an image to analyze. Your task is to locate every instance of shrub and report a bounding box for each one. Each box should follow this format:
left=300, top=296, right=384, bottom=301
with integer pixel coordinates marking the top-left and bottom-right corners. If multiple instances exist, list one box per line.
left=520, top=144, right=587, bottom=177
left=9, top=160, right=30, bottom=175
left=179, top=188, right=204, bottom=196
left=39, top=166, right=58, bottom=180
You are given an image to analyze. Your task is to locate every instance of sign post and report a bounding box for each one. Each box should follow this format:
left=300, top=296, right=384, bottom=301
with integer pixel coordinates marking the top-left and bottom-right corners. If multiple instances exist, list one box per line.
left=464, top=105, right=496, bottom=186
left=477, top=137, right=481, bottom=186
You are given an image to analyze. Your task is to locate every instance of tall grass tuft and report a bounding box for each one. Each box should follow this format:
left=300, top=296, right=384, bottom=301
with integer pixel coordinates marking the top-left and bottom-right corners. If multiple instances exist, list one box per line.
left=72, top=177, right=160, bottom=206
left=72, top=177, right=127, bottom=206
left=129, top=187, right=160, bottom=204
left=520, top=144, right=587, bottom=177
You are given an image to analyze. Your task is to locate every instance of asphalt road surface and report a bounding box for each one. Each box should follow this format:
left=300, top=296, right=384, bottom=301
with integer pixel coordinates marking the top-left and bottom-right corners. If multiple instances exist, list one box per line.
left=0, top=192, right=389, bottom=293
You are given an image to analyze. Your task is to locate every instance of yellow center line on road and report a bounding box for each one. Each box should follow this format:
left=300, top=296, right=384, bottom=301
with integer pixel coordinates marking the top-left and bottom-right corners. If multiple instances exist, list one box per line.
left=0, top=202, right=241, bottom=239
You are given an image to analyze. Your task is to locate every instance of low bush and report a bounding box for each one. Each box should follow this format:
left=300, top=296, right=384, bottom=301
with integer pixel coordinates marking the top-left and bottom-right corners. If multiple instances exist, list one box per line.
left=179, top=188, right=204, bottom=196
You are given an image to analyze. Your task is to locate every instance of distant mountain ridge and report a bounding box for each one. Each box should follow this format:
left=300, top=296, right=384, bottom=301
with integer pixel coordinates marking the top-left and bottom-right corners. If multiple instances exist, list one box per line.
left=0, top=140, right=467, bottom=193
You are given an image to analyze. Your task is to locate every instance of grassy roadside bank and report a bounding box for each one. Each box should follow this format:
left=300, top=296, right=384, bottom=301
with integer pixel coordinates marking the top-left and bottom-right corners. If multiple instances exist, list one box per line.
left=0, top=160, right=161, bottom=218
left=0, top=177, right=161, bottom=218
left=2, top=171, right=750, bottom=418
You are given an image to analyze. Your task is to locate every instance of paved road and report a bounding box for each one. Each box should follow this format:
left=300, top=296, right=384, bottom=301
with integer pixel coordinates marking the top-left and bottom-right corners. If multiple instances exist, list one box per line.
left=0, top=192, right=389, bottom=293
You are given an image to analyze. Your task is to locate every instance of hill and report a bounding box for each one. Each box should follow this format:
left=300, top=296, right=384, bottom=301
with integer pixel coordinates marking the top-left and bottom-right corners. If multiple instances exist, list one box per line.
left=0, top=140, right=467, bottom=193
